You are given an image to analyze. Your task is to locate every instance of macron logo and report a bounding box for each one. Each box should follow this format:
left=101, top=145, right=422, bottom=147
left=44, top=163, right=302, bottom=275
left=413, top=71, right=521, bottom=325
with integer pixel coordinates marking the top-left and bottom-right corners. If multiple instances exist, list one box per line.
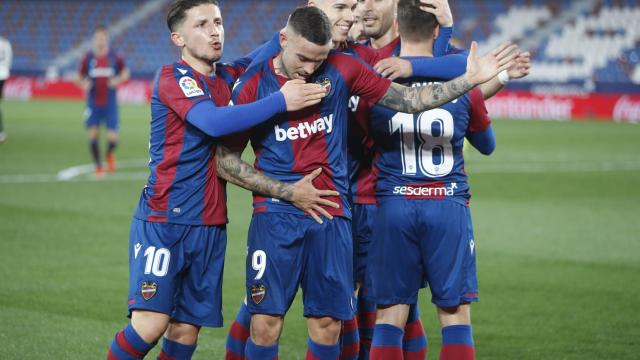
left=274, top=114, right=334, bottom=141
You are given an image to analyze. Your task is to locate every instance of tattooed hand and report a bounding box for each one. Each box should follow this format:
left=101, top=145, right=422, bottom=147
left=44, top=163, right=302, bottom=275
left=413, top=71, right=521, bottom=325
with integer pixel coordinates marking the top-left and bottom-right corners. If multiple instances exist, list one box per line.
left=290, top=168, right=340, bottom=224
left=216, top=145, right=339, bottom=224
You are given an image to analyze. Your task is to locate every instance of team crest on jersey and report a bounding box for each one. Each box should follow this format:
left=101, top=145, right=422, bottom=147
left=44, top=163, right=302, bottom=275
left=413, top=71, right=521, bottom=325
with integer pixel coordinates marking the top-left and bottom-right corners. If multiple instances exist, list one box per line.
left=250, top=284, right=266, bottom=304
left=179, top=76, right=204, bottom=98
left=316, top=77, right=332, bottom=96
left=141, top=281, right=158, bottom=301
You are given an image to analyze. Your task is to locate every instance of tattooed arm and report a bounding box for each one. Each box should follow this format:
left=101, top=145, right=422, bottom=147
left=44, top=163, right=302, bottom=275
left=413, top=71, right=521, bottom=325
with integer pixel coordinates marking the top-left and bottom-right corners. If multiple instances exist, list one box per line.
left=216, top=144, right=340, bottom=224
left=376, top=41, right=519, bottom=113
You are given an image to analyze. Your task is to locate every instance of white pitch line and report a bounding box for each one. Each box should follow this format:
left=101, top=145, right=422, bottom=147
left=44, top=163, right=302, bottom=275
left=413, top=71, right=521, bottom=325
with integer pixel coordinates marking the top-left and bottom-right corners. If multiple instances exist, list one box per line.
left=0, top=159, right=639, bottom=185
left=0, top=159, right=150, bottom=184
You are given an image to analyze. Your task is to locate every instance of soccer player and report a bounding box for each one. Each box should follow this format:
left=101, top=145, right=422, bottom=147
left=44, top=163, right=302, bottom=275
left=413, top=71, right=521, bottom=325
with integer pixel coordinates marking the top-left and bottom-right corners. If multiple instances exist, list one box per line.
left=77, top=25, right=130, bottom=176
left=223, top=2, right=485, bottom=358
left=106, top=1, right=335, bottom=359
left=0, top=35, right=12, bottom=144
left=222, top=6, right=516, bottom=359
left=364, top=1, right=498, bottom=358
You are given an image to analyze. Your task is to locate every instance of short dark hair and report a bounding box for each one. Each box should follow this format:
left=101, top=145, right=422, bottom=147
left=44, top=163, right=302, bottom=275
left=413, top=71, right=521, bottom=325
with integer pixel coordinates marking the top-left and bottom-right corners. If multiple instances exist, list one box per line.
left=397, top=0, right=438, bottom=42
left=95, top=24, right=108, bottom=33
left=287, top=6, right=332, bottom=46
left=167, top=0, right=219, bottom=32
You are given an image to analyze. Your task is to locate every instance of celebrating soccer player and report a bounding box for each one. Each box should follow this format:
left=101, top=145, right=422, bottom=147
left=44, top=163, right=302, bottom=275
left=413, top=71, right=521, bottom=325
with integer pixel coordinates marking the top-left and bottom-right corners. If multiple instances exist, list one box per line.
left=106, top=1, right=338, bottom=359
left=219, top=6, right=516, bottom=359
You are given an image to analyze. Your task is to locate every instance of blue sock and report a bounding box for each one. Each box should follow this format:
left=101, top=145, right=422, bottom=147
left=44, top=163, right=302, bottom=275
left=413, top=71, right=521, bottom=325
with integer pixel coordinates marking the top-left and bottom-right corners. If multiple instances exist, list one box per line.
left=307, top=337, right=340, bottom=359
left=90, top=139, right=101, bottom=166
left=107, top=140, right=118, bottom=155
left=370, top=324, right=403, bottom=359
left=441, top=324, right=474, bottom=360
left=226, top=302, right=252, bottom=359
left=245, top=337, right=278, bottom=360
left=403, top=304, right=427, bottom=359
left=157, top=337, right=196, bottom=359
left=108, top=324, right=154, bottom=359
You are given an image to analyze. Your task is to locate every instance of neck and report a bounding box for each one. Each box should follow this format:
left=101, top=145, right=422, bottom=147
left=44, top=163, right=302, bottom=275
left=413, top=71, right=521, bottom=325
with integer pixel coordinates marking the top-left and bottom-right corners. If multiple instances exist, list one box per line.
left=370, top=27, right=397, bottom=49
left=182, top=53, right=216, bottom=76
left=399, top=39, right=433, bottom=57
left=273, top=54, right=291, bottom=79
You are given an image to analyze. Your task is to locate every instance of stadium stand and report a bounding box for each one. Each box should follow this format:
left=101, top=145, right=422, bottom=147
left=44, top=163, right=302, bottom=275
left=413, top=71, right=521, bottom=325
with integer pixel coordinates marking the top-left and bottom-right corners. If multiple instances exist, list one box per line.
left=0, top=0, right=638, bottom=91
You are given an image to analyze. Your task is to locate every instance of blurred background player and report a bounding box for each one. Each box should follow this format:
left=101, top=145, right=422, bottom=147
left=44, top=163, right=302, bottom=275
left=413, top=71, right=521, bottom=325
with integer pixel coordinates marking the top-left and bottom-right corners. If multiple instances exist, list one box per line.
left=0, top=35, right=11, bottom=144
left=77, top=25, right=130, bottom=176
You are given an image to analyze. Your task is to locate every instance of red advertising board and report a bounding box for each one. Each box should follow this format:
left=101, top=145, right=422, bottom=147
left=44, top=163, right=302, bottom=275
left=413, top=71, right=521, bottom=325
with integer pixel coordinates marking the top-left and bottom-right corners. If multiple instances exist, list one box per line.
left=4, top=77, right=640, bottom=123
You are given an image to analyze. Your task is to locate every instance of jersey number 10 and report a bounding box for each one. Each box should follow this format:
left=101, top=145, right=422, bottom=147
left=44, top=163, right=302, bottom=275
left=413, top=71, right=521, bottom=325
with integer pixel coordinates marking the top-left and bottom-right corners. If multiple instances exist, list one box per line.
left=389, top=108, right=454, bottom=177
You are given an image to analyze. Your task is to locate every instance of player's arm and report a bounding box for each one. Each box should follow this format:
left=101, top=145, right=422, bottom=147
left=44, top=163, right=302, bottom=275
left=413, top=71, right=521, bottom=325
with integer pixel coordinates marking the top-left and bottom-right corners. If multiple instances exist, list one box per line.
left=232, top=31, right=282, bottom=70
left=478, top=51, right=531, bottom=99
left=107, top=54, right=130, bottom=88
left=376, top=42, right=518, bottom=113
left=185, top=79, right=325, bottom=137
left=375, top=53, right=467, bottom=80
left=420, top=0, right=454, bottom=56
left=216, top=144, right=340, bottom=224
left=465, top=87, right=495, bottom=155
left=76, top=55, right=91, bottom=92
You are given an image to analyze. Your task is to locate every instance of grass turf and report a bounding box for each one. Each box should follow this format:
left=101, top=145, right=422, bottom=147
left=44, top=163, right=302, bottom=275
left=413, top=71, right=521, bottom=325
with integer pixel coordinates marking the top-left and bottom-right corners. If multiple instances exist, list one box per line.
left=0, top=99, right=638, bottom=358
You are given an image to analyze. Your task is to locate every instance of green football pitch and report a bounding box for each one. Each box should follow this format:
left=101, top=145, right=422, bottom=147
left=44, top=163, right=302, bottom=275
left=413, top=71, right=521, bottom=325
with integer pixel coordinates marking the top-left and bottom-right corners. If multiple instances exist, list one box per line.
left=0, top=99, right=638, bottom=359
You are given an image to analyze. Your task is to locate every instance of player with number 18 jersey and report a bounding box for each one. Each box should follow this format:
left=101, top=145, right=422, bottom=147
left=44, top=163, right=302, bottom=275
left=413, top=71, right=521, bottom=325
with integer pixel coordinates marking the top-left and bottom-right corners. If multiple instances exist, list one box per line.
left=366, top=72, right=492, bottom=309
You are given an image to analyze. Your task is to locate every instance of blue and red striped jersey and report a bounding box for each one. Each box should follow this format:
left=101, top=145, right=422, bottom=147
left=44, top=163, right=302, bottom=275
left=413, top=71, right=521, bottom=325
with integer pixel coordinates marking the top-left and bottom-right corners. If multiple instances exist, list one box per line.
left=134, top=60, right=243, bottom=225
left=369, top=71, right=491, bottom=206
left=79, top=50, right=125, bottom=108
left=344, top=38, right=400, bottom=205
left=226, top=51, right=392, bottom=219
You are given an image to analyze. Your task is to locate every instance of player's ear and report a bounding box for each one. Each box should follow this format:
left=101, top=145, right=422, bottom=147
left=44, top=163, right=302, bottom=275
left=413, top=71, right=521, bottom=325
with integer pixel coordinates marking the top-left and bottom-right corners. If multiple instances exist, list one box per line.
left=171, top=31, right=185, bottom=47
left=279, top=30, right=287, bottom=49
left=433, top=24, right=440, bottom=40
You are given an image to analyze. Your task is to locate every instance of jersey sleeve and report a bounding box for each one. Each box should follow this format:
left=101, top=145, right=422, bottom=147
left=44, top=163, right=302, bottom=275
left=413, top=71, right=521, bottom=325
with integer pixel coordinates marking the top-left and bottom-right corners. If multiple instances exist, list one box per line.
left=115, top=53, right=126, bottom=73
left=350, top=42, right=382, bottom=66
left=221, top=72, right=260, bottom=152
left=79, top=54, right=89, bottom=77
left=330, top=53, right=391, bottom=104
left=467, top=87, right=491, bottom=133
left=157, top=66, right=211, bottom=120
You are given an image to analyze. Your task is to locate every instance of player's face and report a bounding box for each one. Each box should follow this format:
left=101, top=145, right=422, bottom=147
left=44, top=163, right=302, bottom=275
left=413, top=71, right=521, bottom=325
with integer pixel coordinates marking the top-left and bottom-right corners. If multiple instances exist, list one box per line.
left=358, top=0, right=396, bottom=39
left=176, top=4, right=225, bottom=64
left=93, top=30, right=109, bottom=55
left=280, top=31, right=332, bottom=80
left=312, top=0, right=358, bottom=43
left=349, top=8, right=367, bottom=43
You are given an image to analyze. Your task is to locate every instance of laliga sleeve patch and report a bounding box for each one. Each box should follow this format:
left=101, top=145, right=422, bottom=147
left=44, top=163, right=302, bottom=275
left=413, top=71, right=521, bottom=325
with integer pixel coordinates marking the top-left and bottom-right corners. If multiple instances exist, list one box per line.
left=250, top=284, right=266, bottom=304
left=179, top=76, right=205, bottom=98
left=141, top=281, right=158, bottom=300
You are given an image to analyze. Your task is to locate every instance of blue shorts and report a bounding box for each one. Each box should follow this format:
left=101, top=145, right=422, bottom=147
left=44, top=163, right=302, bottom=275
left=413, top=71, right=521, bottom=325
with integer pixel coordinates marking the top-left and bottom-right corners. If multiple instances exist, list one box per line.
left=127, top=218, right=227, bottom=328
left=352, top=203, right=376, bottom=285
left=245, top=213, right=354, bottom=320
left=366, top=199, right=478, bottom=308
left=84, top=105, right=119, bottom=130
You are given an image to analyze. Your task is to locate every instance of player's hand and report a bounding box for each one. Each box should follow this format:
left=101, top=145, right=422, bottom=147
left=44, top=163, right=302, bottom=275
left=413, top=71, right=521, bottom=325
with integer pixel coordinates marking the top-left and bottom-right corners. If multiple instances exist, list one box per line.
left=464, top=41, right=518, bottom=86
left=507, top=51, right=531, bottom=80
left=290, top=168, right=340, bottom=224
left=280, top=79, right=327, bottom=111
left=374, top=57, right=413, bottom=80
left=419, top=0, right=453, bottom=27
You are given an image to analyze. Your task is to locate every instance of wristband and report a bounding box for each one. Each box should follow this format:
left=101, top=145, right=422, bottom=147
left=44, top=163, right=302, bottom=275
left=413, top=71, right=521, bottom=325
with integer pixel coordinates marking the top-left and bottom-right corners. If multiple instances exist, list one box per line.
left=498, top=70, right=510, bottom=85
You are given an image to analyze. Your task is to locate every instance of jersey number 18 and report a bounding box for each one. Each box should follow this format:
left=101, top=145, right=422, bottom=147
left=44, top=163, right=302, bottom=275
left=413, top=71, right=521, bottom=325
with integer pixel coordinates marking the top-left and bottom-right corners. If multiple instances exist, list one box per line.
left=389, top=108, right=454, bottom=177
